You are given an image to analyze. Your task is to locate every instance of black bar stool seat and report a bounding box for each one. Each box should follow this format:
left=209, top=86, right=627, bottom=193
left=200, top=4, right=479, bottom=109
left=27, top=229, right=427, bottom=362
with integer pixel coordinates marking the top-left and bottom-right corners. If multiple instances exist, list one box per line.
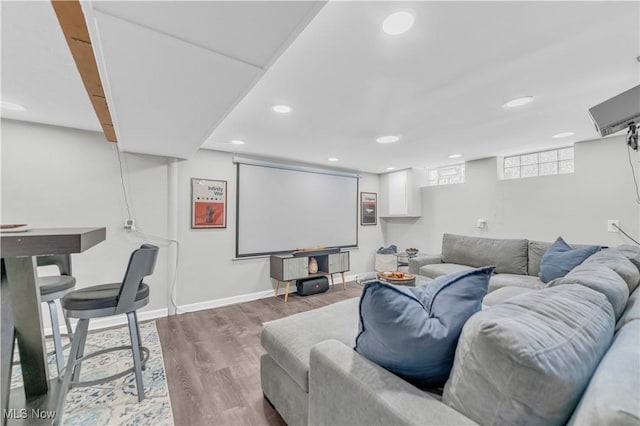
left=62, top=282, right=149, bottom=312
left=54, top=244, right=159, bottom=426
left=39, top=275, right=75, bottom=296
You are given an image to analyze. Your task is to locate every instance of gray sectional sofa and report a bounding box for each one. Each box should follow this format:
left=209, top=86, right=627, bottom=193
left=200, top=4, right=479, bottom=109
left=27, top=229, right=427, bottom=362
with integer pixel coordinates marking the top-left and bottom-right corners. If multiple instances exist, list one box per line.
left=409, top=233, right=593, bottom=292
left=260, top=235, right=640, bottom=426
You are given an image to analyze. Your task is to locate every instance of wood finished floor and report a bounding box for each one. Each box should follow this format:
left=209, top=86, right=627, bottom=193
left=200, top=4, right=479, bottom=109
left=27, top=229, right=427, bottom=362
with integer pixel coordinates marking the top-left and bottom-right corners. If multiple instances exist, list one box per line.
left=155, top=283, right=363, bottom=426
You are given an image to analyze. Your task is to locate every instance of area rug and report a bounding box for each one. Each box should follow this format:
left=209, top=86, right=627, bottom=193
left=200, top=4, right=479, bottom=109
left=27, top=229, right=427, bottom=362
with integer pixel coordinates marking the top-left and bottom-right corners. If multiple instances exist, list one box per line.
left=11, top=321, right=174, bottom=425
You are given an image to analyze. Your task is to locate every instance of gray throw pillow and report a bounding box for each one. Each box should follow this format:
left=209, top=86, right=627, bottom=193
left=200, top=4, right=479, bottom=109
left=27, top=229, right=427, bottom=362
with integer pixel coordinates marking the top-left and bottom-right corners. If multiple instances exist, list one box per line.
left=443, top=285, right=614, bottom=426
left=582, top=248, right=640, bottom=293
left=548, top=262, right=629, bottom=320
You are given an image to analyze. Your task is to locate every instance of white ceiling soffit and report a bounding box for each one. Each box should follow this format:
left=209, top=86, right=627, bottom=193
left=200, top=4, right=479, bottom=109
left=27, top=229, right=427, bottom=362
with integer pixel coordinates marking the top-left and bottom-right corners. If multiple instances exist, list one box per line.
left=82, top=1, right=326, bottom=159
left=0, top=1, right=101, bottom=132
left=203, top=1, right=640, bottom=174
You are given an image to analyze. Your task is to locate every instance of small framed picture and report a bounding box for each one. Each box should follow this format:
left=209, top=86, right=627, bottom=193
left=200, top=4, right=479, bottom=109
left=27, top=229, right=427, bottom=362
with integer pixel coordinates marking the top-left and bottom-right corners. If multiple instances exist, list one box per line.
left=191, top=178, right=227, bottom=229
left=360, top=192, right=377, bottom=226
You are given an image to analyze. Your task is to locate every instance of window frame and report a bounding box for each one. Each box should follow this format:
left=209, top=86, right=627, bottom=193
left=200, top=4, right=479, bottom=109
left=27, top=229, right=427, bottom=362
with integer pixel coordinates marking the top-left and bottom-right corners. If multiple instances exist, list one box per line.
left=502, top=146, right=574, bottom=180
left=427, top=163, right=466, bottom=186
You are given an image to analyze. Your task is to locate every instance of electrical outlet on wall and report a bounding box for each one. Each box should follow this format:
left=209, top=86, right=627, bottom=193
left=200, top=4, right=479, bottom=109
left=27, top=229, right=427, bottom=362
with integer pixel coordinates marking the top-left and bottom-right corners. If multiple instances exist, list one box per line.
left=607, top=219, right=619, bottom=232
left=124, top=219, right=136, bottom=231
left=477, top=218, right=487, bottom=228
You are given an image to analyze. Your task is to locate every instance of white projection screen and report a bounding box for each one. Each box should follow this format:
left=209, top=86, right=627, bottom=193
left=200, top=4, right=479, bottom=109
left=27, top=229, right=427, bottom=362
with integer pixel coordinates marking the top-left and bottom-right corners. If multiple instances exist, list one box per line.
left=236, top=161, right=359, bottom=257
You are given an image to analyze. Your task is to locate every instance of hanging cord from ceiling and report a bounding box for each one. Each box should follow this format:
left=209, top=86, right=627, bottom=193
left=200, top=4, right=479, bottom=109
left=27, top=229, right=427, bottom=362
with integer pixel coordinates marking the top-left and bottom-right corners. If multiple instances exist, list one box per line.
left=612, top=222, right=640, bottom=246
left=627, top=144, right=640, bottom=205
left=115, top=144, right=133, bottom=219
left=132, top=230, right=182, bottom=313
left=113, top=145, right=184, bottom=313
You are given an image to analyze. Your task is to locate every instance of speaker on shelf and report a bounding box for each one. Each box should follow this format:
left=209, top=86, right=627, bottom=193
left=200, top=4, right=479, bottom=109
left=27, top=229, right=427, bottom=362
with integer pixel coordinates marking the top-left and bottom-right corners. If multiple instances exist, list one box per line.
left=296, top=276, right=329, bottom=296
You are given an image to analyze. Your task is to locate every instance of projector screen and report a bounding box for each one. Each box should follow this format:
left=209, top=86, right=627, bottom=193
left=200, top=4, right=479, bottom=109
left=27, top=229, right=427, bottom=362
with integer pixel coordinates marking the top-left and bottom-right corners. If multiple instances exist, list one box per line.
left=236, top=161, right=359, bottom=257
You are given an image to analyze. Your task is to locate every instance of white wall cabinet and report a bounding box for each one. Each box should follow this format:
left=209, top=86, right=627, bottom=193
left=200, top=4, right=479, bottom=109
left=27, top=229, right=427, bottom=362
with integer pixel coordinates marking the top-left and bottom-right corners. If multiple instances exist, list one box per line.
left=379, top=168, right=424, bottom=218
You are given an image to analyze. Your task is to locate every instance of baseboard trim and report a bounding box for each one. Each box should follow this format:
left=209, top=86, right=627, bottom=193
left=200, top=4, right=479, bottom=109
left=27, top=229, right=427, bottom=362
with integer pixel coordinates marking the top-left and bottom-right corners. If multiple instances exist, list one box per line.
left=44, top=307, right=169, bottom=335
left=177, top=289, right=274, bottom=313
left=45, top=273, right=361, bottom=333
left=177, top=274, right=360, bottom=314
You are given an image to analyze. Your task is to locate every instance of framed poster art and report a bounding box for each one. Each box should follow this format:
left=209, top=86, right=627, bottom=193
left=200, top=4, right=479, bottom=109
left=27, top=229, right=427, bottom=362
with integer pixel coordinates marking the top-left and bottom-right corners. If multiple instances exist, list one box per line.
left=361, top=192, right=377, bottom=225
left=191, top=178, right=227, bottom=229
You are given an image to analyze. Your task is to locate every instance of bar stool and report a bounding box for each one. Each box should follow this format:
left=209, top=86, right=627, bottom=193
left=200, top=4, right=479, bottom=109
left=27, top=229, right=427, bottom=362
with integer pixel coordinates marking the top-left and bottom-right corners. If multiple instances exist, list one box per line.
left=54, top=244, right=158, bottom=425
left=37, top=255, right=76, bottom=378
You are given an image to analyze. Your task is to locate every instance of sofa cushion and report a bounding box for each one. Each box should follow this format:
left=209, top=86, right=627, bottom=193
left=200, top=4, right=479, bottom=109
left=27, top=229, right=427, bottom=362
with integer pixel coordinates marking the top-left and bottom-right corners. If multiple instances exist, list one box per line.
left=261, top=298, right=360, bottom=392
left=488, top=273, right=545, bottom=293
left=443, top=285, right=615, bottom=426
left=548, top=262, right=629, bottom=320
left=355, top=267, right=493, bottom=387
left=569, top=320, right=640, bottom=426
left=527, top=240, right=552, bottom=277
left=482, top=286, right=535, bottom=307
left=419, top=263, right=472, bottom=279
left=616, top=288, right=639, bottom=332
left=539, top=236, right=600, bottom=283
left=441, top=233, right=528, bottom=274
left=618, top=244, right=640, bottom=272
left=375, top=253, right=396, bottom=272
left=529, top=240, right=595, bottom=277
left=583, top=248, right=640, bottom=293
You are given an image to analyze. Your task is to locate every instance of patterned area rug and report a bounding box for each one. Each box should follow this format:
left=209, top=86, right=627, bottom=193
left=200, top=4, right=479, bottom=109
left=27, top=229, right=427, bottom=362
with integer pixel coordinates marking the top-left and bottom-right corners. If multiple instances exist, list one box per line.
left=11, top=321, right=174, bottom=425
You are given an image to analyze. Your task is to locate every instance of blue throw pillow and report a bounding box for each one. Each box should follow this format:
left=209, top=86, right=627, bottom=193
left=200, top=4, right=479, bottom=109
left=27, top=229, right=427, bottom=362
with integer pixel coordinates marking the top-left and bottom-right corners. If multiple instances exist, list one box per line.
left=354, top=266, right=494, bottom=388
left=539, top=237, right=600, bottom=283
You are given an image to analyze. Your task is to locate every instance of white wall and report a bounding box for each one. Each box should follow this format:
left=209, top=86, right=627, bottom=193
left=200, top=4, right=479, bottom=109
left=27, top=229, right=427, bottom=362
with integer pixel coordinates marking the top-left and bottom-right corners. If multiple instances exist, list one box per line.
left=1, top=119, right=170, bottom=327
left=383, top=135, right=640, bottom=253
left=8, top=119, right=635, bottom=318
left=1, top=119, right=384, bottom=321
left=175, top=149, right=383, bottom=306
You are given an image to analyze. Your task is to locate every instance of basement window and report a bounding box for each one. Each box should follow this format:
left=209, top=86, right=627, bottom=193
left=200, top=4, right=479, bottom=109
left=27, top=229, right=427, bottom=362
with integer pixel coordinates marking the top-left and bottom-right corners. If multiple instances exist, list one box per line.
left=503, top=147, right=574, bottom=180
left=428, top=163, right=465, bottom=186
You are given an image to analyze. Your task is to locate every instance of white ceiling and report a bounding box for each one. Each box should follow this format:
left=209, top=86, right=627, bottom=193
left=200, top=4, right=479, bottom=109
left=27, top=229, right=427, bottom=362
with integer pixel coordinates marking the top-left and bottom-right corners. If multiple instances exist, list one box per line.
left=82, top=0, right=325, bottom=158
left=1, top=1, right=101, bottom=133
left=204, top=1, right=640, bottom=173
left=2, top=1, right=639, bottom=173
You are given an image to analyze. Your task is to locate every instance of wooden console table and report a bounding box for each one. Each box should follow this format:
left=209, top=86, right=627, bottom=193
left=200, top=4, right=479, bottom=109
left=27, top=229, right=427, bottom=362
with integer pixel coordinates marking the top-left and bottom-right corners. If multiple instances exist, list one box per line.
left=270, top=251, right=350, bottom=302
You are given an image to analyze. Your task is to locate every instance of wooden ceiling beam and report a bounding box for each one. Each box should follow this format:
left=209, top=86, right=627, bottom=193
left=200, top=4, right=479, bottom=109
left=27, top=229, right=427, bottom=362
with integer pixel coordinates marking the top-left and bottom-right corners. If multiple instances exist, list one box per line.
left=51, top=0, right=117, bottom=142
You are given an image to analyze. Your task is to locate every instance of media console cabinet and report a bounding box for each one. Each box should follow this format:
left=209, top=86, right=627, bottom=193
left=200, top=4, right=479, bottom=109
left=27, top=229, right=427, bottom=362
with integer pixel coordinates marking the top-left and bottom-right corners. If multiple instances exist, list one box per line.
left=269, top=250, right=350, bottom=302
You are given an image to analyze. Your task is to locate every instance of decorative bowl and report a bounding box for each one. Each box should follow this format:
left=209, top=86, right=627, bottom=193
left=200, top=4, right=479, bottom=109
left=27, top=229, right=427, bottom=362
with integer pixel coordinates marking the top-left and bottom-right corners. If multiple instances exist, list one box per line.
left=377, top=271, right=416, bottom=286
left=405, top=248, right=419, bottom=256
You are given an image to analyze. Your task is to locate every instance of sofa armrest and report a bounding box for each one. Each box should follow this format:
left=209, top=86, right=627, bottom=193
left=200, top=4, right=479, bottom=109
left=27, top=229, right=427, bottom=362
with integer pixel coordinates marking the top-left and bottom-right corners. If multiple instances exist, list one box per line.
left=408, top=254, right=442, bottom=275
left=308, top=340, right=477, bottom=426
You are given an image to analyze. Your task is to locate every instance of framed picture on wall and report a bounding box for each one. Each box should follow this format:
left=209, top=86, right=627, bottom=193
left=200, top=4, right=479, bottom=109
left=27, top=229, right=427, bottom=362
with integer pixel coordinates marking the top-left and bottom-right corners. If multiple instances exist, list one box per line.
left=361, top=192, right=377, bottom=225
left=191, top=178, right=227, bottom=229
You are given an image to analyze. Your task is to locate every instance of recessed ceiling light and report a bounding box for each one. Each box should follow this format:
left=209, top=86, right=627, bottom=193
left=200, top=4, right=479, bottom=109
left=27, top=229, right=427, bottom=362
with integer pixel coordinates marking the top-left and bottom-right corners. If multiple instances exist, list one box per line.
left=1, top=101, right=26, bottom=111
left=328, top=157, right=339, bottom=162
left=386, top=167, right=396, bottom=170
left=551, top=132, right=575, bottom=139
left=503, top=96, right=534, bottom=108
left=376, top=135, right=400, bottom=144
left=448, top=154, right=462, bottom=159
left=273, top=105, right=292, bottom=114
left=383, top=11, right=415, bottom=35
left=230, top=140, right=245, bottom=145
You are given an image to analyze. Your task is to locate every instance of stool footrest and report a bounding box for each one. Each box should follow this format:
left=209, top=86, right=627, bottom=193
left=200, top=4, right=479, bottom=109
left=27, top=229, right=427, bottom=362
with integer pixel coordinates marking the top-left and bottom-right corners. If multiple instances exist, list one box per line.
left=12, top=335, right=73, bottom=365
left=69, top=345, right=149, bottom=389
